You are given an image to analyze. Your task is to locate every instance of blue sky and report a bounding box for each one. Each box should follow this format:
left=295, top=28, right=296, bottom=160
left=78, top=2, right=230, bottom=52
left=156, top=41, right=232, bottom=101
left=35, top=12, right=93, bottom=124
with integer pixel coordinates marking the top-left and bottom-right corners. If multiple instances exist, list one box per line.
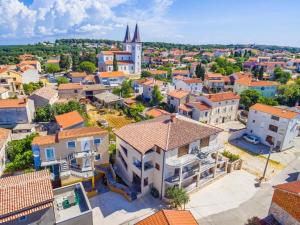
left=0, top=0, right=300, bottom=47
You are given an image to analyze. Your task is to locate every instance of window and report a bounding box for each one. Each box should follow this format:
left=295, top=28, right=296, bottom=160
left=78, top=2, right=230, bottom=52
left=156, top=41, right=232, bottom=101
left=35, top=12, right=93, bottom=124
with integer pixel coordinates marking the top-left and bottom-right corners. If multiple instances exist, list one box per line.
left=95, top=154, right=101, bottom=160
left=155, top=163, right=160, bottom=171
left=271, top=115, right=280, bottom=121
left=67, top=141, right=76, bottom=149
left=94, top=138, right=101, bottom=145
left=252, top=120, right=255, bottom=123
left=120, top=145, right=128, bottom=156
left=269, top=124, right=278, bottom=133
left=144, top=177, right=148, bottom=187
left=45, top=148, right=55, bottom=161
left=19, top=216, right=27, bottom=222
left=178, top=144, right=189, bottom=157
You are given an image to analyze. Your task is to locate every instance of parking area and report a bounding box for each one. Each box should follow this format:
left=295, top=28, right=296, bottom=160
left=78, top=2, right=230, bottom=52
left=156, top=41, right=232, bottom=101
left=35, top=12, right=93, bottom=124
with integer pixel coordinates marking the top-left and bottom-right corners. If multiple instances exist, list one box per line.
left=90, top=192, right=165, bottom=225
left=230, top=138, right=270, bottom=155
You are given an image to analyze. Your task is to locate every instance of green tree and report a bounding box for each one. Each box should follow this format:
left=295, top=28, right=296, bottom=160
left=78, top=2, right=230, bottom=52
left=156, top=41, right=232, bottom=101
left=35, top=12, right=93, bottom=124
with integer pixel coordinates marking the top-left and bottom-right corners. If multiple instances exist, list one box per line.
left=258, top=96, right=278, bottom=106
left=59, top=54, right=71, bottom=70
left=56, top=76, right=69, bottom=85
left=72, top=51, right=80, bottom=71
left=23, top=81, right=44, bottom=95
left=113, top=54, right=118, bottom=71
left=150, top=85, right=163, bottom=106
left=45, top=63, right=60, bottom=74
left=79, top=61, right=96, bottom=74
left=141, top=71, right=152, bottom=78
left=5, top=133, right=37, bottom=172
left=195, top=64, right=205, bottom=80
left=240, top=89, right=261, bottom=110
left=166, top=187, right=190, bottom=209
left=258, top=67, right=264, bottom=80
left=112, top=80, right=133, bottom=98
left=276, top=81, right=300, bottom=106
left=273, top=67, right=291, bottom=84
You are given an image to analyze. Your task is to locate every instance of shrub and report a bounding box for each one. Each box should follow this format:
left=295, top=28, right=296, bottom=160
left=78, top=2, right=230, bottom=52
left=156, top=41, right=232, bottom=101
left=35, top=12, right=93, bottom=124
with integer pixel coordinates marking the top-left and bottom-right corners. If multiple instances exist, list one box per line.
left=222, top=150, right=240, bottom=162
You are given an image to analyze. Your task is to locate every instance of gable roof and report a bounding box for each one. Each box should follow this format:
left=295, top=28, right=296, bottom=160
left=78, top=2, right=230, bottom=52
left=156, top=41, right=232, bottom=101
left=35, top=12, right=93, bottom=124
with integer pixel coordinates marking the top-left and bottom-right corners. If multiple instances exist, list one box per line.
left=250, top=103, right=299, bottom=119
left=204, top=92, right=240, bottom=102
left=32, top=127, right=108, bottom=146
left=136, top=210, right=198, bottom=225
left=55, top=111, right=84, bottom=129
left=167, top=90, right=190, bottom=99
left=31, top=86, right=57, bottom=100
left=274, top=181, right=300, bottom=195
left=69, top=71, right=87, bottom=78
left=236, top=77, right=279, bottom=87
left=58, top=83, right=82, bottom=90
left=99, top=71, right=126, bottom=78
left=188, top=101, right=212, bottom=111
left=145, top=108, right=170, bottom=118
left=114, top=114, right=222, bottom=154
left=0, top=170, right=53, bottom=223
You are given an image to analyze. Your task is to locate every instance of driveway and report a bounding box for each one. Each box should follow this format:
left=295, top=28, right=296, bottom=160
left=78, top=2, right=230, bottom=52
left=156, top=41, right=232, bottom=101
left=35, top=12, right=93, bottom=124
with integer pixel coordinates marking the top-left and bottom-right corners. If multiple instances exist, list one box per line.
left=90, top=192, right=164, bottom=225
left=230, top=138, right=270, bottom=155
left=186, top=170, right=258, bottom=219
left=214, top=121, right=246, bottom=144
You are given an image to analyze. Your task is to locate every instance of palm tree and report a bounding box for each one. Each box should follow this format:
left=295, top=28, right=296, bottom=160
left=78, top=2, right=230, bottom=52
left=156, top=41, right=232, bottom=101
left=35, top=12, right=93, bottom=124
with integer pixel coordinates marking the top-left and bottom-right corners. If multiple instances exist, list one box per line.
left=166, top=187, right=190, bottom=209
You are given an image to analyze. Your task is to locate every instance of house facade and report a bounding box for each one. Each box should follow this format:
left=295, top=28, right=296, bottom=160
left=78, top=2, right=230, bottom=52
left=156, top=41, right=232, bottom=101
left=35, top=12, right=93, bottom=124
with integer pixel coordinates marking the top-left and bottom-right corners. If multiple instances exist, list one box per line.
left=167, top=90, right=190, bottom=112
left=0, top=98, right=35, bottom=127
left=246, top=103, right=300, bottom=151
left=173, top=76, right=203, bottom=94
left=29, top=86, right=58, bottom=108
left=114, top=114, right=228, bottom=199
left=0, top=68, right=23, bottom=96
left=0, top=128, right=11, bottom=177
left=98, top=71, right=126, bottom=86
left=98, top=24, right=142, bottom=75
left=32, top=127, right=109, bottom=180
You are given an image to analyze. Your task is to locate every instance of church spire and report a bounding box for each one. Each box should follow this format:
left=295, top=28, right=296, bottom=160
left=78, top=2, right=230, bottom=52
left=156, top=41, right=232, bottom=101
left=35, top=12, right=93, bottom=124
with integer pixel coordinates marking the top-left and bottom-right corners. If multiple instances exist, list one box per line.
left=131, top=23, right=141, bottom=43
left=123, top=24, right=131, bottom=43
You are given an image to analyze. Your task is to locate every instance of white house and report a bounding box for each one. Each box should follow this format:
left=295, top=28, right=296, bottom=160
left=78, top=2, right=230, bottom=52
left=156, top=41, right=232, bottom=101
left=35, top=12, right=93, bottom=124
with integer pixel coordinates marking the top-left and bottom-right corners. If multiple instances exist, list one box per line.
left=0, top=128, right=11, bottom=176
left=0, top=98, right=35, bottom=127
left=98, top=24, right=142, bottom=75
left=0, top=87, right=9, bottom=99
left=246, top=103, right=300, bottom=151
left=20, top=66, right=39, bottom=84
left=114, top=114, right=227, bottom=198
left=167, top=90, right=190, bottom=112
left=142, top=79, right=170, bottom=102
left=98, top=71, right=126, bottom=87
left=173, top=76, right=203, bottom=94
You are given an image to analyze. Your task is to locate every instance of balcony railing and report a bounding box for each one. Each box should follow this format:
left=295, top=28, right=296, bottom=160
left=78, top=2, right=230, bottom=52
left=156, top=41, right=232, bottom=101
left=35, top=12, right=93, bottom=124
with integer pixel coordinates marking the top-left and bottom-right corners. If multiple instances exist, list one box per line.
left=165, top=174, right=180, bottom=183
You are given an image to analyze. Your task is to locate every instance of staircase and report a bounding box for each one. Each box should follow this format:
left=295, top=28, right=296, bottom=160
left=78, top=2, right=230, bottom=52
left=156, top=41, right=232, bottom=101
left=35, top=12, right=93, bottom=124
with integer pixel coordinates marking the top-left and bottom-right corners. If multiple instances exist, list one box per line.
left=60, top=160, right=70, bottom=178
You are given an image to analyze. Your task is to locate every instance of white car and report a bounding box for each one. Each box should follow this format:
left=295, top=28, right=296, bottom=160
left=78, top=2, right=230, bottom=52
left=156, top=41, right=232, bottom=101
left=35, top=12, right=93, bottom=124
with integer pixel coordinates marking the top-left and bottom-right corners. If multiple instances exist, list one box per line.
left=243, top=134, right=260, bottom=144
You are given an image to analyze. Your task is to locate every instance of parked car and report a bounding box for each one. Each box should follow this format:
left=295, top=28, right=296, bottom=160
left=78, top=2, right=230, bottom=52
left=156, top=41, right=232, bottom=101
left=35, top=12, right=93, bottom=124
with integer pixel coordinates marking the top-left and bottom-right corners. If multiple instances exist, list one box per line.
left=97, top=119, right=109, bottom=128
left=243, top=134, right=260, bottom=144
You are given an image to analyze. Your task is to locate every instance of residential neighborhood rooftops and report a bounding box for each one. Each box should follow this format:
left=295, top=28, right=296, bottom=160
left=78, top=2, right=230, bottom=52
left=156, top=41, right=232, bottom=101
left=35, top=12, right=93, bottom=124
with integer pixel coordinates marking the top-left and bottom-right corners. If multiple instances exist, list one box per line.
left=58, top=83, right=83, bottom=90
left=273, top=181, right=300, bottom=195
left=55, top=111, right=84, bottom=129
left=167, top=90, right=190, bottom=99
left=142, top=79, right=164, bottom=87
left=0, top=170, right=53, bottom=223
left=204, top=92, right=240, bottom=102
left=135, top=209, right=198, bottom=225
left=250, top=103, right=299, bottom=119
left=31, top=86, right=58, bottom=100
left=99, top=71, right=126, bottom=78
left=115, top=114, right=222, bottom=154
left=0, top=98, right=28, bottom=108
left=32, top=127, right=107, bottom=145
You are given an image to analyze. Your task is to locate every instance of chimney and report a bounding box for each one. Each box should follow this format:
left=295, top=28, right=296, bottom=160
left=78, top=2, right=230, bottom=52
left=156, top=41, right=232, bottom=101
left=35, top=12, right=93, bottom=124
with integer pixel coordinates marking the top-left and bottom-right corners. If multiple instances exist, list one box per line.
left=170, top=114, right=176, bottom=122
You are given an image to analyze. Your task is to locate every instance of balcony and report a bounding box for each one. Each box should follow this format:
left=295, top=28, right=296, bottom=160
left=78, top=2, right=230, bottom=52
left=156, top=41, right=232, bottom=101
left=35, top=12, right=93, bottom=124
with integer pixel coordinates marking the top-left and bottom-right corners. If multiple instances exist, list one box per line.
left=144, top=161, right=154, bottom=171
left=133, top=160, right=142, bottom=170
left=165, top=174, right=180, bottom=184
left=166, top=154, right=199, bottom=167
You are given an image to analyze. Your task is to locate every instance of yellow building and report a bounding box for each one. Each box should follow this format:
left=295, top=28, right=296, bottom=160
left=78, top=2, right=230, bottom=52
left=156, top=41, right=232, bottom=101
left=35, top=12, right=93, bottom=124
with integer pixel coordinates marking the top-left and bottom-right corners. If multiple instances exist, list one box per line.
left=0, top=68, right=23, bottom=95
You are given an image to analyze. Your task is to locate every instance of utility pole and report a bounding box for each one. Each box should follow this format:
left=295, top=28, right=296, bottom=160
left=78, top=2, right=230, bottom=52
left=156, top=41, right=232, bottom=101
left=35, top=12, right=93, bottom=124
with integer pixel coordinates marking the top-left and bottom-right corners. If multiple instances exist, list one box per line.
left=261, top=145, right=273, bottom=181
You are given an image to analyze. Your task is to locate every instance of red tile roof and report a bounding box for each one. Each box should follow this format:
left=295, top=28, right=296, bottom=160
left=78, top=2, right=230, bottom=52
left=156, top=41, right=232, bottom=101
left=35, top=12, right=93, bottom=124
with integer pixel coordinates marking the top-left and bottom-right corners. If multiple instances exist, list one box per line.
left=145, top=108, right=170, bottom=118
left=99, top=71, right=126, bottom=78
left=250, top=103, right=299, bottom=119
left=136, top=210, right=198, bottom=225
left=236, top=77, right=279, bottom=87
left=58, top=83, right=83, bottom=90
left=0, top=170, right=53, bottom=223
left=188, top=101, right=211, bottom=111
left=204, top=92, right=240, bottom=102
left=101, top=51, right=132, bottom=55
left=0, top=98, right=28, bottom=108
left=167, top=90, right=190, bottom=99
left=32, top=127, right=108, bottom=146
left=274, top=181, right=300, bottom=195
left=69, top=71, right=87, bottom=78
left=55, top=111, right=84, bottom=129
left=104, top=60, right=133, bottom=65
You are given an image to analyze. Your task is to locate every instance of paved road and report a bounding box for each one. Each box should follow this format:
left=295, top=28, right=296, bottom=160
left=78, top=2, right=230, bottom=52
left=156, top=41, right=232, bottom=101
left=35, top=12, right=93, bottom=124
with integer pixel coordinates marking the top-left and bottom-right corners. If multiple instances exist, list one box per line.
left=198, top=151, right=300, bottom=225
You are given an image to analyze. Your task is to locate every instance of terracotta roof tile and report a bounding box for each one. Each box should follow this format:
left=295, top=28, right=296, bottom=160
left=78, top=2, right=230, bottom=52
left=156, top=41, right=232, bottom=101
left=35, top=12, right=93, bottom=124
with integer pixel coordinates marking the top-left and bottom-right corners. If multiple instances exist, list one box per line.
left=179, top=104, right=193, bottom=112
left=104, top=60, right=133, bottom=65
left=31, top=86, right=58, bottom=100
left=55, top=111, right=84, bottom=129
left=115, top=114, right=222, bottom=154
left=58, top=83, right=83, bottom=90
left=236, top=77, right=279, bottom=87
left=145, top=108, right=170, bottom=118
left=204, top=92, right=240, bottom=102
left=274, top=181, right=300, bottom=195
left=136, top=210, right=198, bottom=225
left=250, top=103, right=299, bottom=119
left=0, top=98, right=28, bottom=108
left=0, top=170, right=53, bottom=223
left=168, top=90, right=190, bottom=99
left=188, top=101, right=211, bottom=111
left=99, top=71, right=126, bottom=78
left=69, top=71, right=87, bottom=78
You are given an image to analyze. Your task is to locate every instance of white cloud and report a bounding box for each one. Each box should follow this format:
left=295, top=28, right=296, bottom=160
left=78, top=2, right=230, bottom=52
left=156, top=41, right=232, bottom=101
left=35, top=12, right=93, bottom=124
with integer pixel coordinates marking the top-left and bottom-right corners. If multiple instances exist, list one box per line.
left=0, top=0, right=177, bottom=42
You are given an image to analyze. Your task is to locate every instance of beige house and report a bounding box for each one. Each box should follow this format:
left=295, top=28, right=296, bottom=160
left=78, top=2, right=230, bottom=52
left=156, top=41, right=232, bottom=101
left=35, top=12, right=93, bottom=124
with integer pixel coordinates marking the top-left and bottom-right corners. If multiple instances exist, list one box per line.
left=32, top=127, right=109, bottom=180
left=114, top=114, right=228, bottom=199
left=167, top=90, right=190, bottom=112
left=29, top=86, right=58, bottom=108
